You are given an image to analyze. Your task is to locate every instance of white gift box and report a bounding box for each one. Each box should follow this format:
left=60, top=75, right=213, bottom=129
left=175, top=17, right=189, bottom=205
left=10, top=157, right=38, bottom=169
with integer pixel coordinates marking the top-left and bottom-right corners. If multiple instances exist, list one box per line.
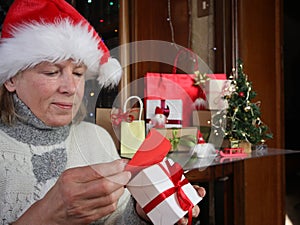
left=127, top=158, right=202, bottom=225
left=146, top=99, right=182, bottom=132
left=205, top=79, right=231, bottom=110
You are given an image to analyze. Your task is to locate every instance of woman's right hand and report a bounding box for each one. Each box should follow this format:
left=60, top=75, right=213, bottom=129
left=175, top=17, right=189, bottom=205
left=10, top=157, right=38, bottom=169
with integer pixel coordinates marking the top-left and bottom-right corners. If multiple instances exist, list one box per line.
left=13, top=159, right=131, bottom=225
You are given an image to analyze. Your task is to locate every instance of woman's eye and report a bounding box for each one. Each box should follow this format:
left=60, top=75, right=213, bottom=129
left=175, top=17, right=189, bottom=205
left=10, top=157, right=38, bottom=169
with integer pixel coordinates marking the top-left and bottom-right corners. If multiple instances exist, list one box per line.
left=43, top=71, right=59, bottom=76
left=73, top=72, right=84, bottom=77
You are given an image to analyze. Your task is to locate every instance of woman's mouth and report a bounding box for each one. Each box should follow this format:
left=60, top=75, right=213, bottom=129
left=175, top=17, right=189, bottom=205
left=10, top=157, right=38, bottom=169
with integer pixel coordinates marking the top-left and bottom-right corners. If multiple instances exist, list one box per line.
left=53, top=102, right=73, bottom=109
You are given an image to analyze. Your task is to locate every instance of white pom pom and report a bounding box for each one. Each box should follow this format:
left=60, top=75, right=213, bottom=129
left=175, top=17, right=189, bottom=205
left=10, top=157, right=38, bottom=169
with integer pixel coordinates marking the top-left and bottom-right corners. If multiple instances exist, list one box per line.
left=194, top=97, right=208, bottom=110
left=97, top=58, right=123, bottom=88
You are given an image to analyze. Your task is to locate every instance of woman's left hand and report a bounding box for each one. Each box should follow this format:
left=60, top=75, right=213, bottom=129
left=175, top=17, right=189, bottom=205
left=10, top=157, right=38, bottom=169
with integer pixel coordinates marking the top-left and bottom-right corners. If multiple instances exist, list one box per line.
left=176, top=185, right=206, bottom=225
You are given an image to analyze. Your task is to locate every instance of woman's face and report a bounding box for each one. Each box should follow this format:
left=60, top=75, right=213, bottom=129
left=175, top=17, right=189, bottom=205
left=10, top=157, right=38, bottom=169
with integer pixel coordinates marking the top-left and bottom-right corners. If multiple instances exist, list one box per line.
left=4, top=60, right=86, bottom=127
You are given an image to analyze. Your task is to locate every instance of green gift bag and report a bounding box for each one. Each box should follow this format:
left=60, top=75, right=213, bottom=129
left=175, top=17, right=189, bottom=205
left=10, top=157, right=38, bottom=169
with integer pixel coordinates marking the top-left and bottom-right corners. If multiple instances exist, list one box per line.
left=120, top=96, right=145, bottom=157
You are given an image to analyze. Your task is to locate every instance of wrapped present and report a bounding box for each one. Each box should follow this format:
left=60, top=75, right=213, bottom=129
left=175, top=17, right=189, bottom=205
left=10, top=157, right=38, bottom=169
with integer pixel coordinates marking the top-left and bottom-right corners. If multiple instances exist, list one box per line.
left=239, top=140, right=252, bottom=153
left=125, top=129, right=202, bottom=225
left=205, top=74, right=231, bottom=110
left=156, top=127, right=198, bottom=151
left=127, top=159, right=202, bottom=225
left=146, top=99, right=182, bottom=132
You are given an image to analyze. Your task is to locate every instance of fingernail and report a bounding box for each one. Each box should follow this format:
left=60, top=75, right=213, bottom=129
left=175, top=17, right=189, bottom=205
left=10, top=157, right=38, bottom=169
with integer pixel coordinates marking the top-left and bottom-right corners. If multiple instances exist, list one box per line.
left=121, top=158, right=130, bottom=165
left=125, top=171, right=132, bottom=180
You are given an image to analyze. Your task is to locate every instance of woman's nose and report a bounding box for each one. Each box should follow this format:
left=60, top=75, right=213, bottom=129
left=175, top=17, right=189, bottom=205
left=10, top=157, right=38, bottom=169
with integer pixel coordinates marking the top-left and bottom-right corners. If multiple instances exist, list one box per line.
left=59, top=71, right=77, bottom=94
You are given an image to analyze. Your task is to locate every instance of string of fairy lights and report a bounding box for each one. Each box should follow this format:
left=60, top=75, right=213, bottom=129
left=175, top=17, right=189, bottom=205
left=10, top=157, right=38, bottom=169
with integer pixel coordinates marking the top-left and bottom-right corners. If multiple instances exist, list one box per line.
left=83, top=0, right=120, bottom=122
left=211, top=62, right=272, bottom=145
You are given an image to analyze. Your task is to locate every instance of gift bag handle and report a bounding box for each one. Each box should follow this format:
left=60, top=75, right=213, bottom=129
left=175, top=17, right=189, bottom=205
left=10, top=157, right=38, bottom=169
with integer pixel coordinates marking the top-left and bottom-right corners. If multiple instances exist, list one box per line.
left=123, top=96, right=143, bottom=121
left=172, top=48, right=199, bottom=74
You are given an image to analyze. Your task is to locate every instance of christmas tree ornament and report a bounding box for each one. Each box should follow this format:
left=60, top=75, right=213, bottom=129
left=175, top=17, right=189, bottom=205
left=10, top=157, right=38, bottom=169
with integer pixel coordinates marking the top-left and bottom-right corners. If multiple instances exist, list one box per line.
left=150, top=107, right=167, bottom=128
left=190, top=130, right=217, bottom=158
left=256, top=117, right=261, bottom=125
left=244, top=106, right=251, bottom=112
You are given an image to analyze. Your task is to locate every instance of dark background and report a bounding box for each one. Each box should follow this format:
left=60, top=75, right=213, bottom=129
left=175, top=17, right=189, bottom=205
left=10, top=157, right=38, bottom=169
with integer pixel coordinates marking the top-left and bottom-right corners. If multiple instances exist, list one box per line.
left=284, top=1, right=300, bottom=176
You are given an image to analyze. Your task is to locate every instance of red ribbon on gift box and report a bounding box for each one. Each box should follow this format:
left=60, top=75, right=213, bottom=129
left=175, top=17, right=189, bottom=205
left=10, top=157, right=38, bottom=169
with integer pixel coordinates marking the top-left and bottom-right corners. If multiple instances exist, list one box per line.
left=142, top=160, right=194, bottom=225
left=125, top=129, right=171, bottom=175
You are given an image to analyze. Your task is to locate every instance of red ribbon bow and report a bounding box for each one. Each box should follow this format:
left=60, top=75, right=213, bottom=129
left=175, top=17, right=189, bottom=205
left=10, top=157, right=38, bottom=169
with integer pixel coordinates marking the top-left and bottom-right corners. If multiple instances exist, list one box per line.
left=111, top=108, right=136, bottom=126
left=143, top=160, right=194, bottom=225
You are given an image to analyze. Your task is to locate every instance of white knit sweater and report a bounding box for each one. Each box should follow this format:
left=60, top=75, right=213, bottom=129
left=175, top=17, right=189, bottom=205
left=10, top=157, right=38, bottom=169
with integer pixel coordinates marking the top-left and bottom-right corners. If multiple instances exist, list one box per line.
left=0, top=121, right=147, bottom=225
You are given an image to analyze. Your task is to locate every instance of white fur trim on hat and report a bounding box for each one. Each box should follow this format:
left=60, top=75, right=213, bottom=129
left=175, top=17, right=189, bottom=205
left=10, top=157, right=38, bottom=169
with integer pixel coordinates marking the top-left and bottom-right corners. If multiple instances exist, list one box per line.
left=97, top=57, right=123, bottom=88
left=0, top=19, right=122, bottom=87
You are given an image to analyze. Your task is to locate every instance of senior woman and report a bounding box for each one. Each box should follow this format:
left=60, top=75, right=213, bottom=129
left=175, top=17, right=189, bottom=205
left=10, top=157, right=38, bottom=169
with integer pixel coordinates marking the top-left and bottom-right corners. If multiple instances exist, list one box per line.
left=0, top=0, right=205, bottom=224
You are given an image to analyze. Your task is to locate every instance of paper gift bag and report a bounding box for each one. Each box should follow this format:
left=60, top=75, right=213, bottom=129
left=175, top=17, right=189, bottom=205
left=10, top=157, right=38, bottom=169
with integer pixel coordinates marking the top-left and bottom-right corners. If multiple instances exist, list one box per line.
left=145, top=99, right=182, bottom=132
left=145, top=49, right=205, bottom=127
left=120, top=96, right=145, bottom=156
left=96, top=107, right=143, bottom=151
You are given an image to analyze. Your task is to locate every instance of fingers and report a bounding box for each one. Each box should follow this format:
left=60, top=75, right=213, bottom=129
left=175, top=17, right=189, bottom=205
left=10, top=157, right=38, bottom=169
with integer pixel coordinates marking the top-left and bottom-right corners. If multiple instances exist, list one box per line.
left=77, top=171, right=130, bottom=199
left=177, top=217, right=189, bottom=225
left=65, top=185, right=125, bottom=217
left=64, top=159, right=130, bottom=183
left=91, top=159, right=131, bottom=185
left=177, top=186, right=206, bottom=225
left=60, top=159, right=131, bottom=201
left=193, top=185, right=206, bottom=198
left=177, top=204, right=200, bottom=225
left=192, top=204, right=200, bottom=217
left=38, top=160, right=132, bottom=224
left=91, top=159, right=130, bottom=178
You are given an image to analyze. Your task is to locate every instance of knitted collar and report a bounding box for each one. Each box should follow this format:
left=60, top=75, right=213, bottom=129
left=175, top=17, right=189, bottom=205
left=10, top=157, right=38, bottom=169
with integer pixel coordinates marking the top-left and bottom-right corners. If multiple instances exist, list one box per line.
left=0, top=94, right=70, bottom=146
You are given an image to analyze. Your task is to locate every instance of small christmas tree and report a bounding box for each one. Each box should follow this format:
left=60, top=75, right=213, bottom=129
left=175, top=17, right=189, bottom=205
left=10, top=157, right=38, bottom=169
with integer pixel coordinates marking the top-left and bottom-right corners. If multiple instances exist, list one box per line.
left=212, top=60, right=273, bottom=146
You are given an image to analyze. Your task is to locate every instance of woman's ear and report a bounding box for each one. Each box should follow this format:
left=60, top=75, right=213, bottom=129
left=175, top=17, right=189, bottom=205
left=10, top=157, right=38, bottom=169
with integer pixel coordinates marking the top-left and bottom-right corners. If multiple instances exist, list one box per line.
left=4, top=78, right=17, bottom=92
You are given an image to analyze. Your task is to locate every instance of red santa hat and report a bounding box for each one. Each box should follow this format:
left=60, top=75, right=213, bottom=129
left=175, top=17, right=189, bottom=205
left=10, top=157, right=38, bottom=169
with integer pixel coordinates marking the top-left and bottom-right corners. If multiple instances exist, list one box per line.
left=0, top=0, right=122, bottom=87
left=155, top=107, right=164, bottom=115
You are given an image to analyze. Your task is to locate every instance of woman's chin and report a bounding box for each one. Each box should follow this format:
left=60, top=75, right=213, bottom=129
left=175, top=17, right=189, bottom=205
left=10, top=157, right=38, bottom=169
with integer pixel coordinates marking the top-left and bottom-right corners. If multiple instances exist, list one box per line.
left=43, top=116, right=73, bottom=127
